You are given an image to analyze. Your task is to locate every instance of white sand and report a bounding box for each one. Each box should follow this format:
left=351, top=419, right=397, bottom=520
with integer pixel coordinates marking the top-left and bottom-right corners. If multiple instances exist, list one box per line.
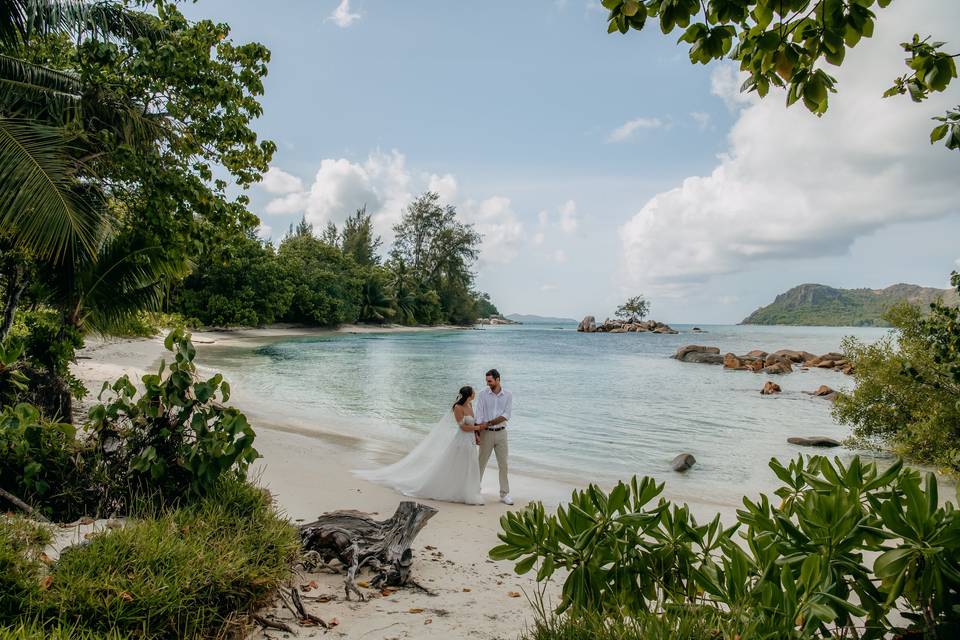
left=73, top=326, right=738, bottom=639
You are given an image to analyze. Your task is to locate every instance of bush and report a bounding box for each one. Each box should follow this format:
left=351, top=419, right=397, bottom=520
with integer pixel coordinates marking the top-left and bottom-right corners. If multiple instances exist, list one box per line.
left=522, top=604, right=753, bottom=640
left=0, top=517, right=48, bottom=619
left=834, top=303, right=960, bottom=472
left=0, top=404, right=88, bottom=519
left=86, top=329, right=260, bottom=510
left=0, top=479, right=299, bottom=639
left=492, top=455, right=960, bottom=639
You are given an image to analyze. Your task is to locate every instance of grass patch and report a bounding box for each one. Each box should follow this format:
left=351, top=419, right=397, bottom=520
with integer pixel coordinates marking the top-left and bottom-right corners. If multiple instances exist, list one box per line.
left=0, top=478, right=299, bottom=639
left=523, top=606, right=754, bottom=640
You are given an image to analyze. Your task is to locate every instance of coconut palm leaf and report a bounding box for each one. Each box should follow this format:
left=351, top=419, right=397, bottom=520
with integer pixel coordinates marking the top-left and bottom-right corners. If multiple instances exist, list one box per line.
left=0, top=116, right=103, bottom=262
left=0, top=53, right=81, bottom=120
left=67, top=238, right=190, bottom=333
left=0, top=0, right=162, bottom=49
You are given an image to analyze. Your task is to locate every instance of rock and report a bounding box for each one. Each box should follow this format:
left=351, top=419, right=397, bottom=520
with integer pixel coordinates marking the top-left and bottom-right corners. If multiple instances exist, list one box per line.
left=609, top=327, right=628, bottom=333
left=773, top=349, right=818, bottom=363
left=761, top=381, right=782, bottom=395
left=840, top=364, right=854, bottom=375
left=787, top=436, right=841, bottom=448
left=673, top=345, right=724, bottom=364
left=748, top=359, right=765, bottom=372
left=674, top=345, right=719, bottom=359
left=815, top=360, right=835, bottom=368
left=692, top=327, right=703, bottom=332
left=723, top=353, right=745, bottom=369
left=746, top=349, right=768, bottom=359
left=577, top=316, right=595, bottom=332
left=763, top=360, right=793, bottom=375
left=812, top=385, right=835, bottom=397
left=652, top=323, right=679, bottom=334
left=671, top=453, right=696, bottom=472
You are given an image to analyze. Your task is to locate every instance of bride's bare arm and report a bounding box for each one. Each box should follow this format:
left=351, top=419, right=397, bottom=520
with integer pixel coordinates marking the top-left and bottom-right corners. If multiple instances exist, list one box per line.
left=453, top=405, right=476, bottom=432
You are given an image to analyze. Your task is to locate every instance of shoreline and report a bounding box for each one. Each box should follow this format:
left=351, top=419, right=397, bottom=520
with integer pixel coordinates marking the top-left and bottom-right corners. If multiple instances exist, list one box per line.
left=73, top=327, right=560, bottom=639
left=74, top=326, right=953, bottom=638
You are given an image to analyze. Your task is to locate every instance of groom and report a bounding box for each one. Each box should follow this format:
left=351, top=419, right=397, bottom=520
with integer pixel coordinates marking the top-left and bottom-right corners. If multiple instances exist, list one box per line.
left=475, top=368, right=514, bottom=505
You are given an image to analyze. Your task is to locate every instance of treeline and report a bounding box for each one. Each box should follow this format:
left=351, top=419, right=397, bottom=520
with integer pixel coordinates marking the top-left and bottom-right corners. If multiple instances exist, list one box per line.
left=173, top=193, right=499, bottom=328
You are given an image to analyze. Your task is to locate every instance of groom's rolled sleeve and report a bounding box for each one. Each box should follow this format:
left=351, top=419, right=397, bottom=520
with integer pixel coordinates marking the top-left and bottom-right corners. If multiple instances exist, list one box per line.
left=501, top=392, right=512, bottom=422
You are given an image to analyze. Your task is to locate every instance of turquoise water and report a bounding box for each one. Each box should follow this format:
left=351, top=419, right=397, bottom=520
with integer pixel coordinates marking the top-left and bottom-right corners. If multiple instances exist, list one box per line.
left=204, top=324, right=896, bottom=505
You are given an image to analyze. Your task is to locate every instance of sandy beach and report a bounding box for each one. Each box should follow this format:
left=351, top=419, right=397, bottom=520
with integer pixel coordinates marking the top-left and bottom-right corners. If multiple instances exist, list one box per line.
left=72, top=325, right=760, bottom=639
left=74, top=326, right=560, bottom=640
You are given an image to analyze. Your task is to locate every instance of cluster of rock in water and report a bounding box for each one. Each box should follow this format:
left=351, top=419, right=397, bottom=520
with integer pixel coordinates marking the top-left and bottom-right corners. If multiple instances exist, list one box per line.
left=672, top=345, right=854, bottom=376
left=577, top=315, right=678, bottom=334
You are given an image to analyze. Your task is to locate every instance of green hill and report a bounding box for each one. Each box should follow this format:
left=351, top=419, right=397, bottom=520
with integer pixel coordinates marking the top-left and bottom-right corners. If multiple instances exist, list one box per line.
left=741, top=283, right=960, bottom=327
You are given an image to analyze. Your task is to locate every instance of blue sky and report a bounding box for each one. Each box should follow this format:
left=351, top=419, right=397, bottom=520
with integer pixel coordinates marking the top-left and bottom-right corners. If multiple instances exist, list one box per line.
left=184, top=0, right=960, bottom=323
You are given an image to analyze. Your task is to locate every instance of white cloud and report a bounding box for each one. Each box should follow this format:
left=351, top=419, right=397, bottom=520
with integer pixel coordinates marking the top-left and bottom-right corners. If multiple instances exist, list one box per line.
left=266, top=152, right=529, bottom=264
left=540, top=283, right=559, bottom=292
left=260, top=166, right=304, bottom=194
left=710, top=63, right=757, bottom=111
left=558, top=199, right=578, bottom=233
left=690, top=111, right=711, bottom=130
left=460, top=196, right=525, bottom=265
left=552, top=249, right=568, bottom=264
left=620, top=0, right=960, bottom=294
left=426, top=173, right=458, bottom=202
left=264, top=151, right=411, bottom=239
left=256, top=223, right=273, bottom=241
left=607, top=116, right=663, bottom=142
left=532, top=231, right=545, bottom=246
left=327, top=0, right=361, bottom=28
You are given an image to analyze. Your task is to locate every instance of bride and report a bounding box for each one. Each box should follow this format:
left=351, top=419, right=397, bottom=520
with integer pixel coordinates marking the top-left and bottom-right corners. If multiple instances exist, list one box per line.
left=354, top=386, right=486, bottom=505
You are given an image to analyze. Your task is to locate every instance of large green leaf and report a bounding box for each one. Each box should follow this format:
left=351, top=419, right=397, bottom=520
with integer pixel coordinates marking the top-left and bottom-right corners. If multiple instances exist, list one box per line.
left=0, top=116, right=103, bottom=261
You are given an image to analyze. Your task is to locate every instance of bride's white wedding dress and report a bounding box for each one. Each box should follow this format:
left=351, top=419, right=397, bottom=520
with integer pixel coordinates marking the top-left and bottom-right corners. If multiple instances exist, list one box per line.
left=354, top=413, right=483, bottom=505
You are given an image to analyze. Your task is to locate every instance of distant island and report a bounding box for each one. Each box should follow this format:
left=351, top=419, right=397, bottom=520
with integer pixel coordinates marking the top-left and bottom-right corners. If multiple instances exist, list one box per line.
left=505, top=313, right=578, bottom=324
left=742, top=283, right=960, bottom=327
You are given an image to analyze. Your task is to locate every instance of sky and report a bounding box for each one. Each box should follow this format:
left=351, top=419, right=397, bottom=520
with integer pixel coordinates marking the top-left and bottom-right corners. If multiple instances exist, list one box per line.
left=183, top=0, right=960, bottom=323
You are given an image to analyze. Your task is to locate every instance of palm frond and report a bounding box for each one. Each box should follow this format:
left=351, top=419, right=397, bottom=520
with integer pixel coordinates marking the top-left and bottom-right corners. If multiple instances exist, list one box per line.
left=76, top=239, right=190, bottom=334
left=1, top=0, right=164, bottom=49
left=0, top=54, right=81, bottom=120
left=0, top=116, right=103, bottom=261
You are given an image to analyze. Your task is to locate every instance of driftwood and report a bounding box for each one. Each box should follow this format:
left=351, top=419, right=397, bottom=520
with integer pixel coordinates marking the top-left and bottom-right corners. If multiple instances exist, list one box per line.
left=0, top=487, right=50, bottom=523
left=299, top=501, right=437, bottom=601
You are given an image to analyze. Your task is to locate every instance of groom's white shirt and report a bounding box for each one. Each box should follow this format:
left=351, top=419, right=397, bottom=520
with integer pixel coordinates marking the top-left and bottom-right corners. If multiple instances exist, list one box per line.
left=476, top=387, right=512, bottom=426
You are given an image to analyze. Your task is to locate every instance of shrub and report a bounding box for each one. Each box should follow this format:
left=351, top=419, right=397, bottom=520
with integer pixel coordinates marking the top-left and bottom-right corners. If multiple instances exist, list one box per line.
left=492, top=455, right=960, bottom=639
left=0, top=479, right=298, bottom=639
left=86, top=329, right=260, bottom=510
left=835, top=303, right=960, bottom=472
left=0, top=404, right=88, bottom=519
left=0, top=517, right=48, bottom=619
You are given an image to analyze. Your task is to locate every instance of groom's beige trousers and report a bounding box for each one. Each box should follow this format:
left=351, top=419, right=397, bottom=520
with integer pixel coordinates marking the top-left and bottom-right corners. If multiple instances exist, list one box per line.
left=478, top=429, right=509, bottom=497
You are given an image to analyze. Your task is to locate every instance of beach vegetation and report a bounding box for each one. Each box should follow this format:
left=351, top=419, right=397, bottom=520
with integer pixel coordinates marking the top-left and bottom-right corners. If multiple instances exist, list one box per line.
left=835, top=272, right=960, bottom=473
left=615, top=295, right=650, bottom=323
left=0, top=476, right=298, bottom=639
left=597, top=0, right=959, bottom=151
left=493, top=454, right=960, bottom=639
left=2, top=330, right=260, bottom=520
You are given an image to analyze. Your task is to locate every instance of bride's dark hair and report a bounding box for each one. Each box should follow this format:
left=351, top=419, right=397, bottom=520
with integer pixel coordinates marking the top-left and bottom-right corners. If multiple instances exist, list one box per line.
left=453, top=385, right=473, bottom=409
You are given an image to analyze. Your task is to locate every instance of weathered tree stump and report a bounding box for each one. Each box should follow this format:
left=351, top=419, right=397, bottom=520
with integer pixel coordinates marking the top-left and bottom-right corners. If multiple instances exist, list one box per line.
left=299, top=501, right=437, bottom=600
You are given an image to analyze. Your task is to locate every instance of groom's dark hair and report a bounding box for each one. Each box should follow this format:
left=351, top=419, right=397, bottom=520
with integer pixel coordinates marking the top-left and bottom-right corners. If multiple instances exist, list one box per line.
left=486, top=368, right=500, bottom=380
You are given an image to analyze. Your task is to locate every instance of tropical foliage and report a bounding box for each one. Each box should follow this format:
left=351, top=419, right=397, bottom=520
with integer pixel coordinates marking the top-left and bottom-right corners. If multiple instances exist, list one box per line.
left=1, top=477, right=298, bottom=639
left=0, top=0, right=276, bottom=423
left=598, top=0, right=959, bottom=151
left=492, top=455, right=960, bottom=639
left=615, top=295, right=650, bottom=322
left=834, top=272, right=960, bottom=473
left=172, top=196, right=497, bottom=329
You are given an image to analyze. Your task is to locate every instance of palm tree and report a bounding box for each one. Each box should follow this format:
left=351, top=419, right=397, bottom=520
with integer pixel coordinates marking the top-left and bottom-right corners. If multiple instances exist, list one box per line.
left=0, top=0, right=171, bottom=340
left=358, top=273, right=395, bottom=324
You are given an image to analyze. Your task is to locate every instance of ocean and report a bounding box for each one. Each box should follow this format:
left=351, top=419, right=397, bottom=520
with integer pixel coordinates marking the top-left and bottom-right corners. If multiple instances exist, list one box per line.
left=202, top=323, right=906, bottom=507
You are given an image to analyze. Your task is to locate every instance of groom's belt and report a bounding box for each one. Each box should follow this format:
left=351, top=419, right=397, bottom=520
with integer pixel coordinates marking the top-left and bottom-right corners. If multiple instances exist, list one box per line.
left=486, top=425, right=506, bottom=432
